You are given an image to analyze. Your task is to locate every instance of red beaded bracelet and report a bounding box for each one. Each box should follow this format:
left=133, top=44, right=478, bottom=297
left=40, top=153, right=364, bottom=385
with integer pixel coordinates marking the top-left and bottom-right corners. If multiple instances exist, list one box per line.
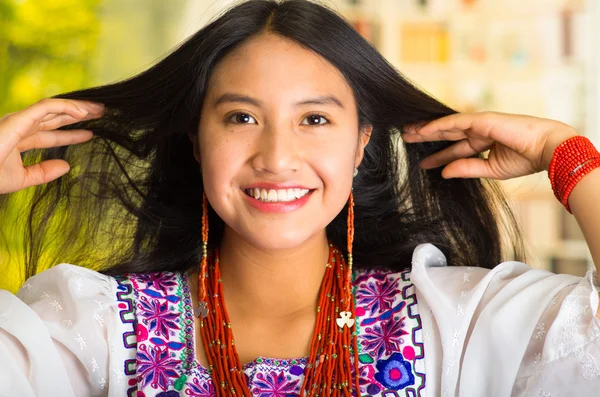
left=560, top=157, right=600, bottom=212
left=548, top=135, right=600, bottom=214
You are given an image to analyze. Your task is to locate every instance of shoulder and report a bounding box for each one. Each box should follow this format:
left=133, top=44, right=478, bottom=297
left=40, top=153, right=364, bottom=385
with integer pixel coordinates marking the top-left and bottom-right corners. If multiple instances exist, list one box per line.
left=404, top=243, right=598, bottom=396
left=2, top=264, right=133, bottom=395
left=17, top=263, right=117, bottom=307
left=408, top=242, right=582, bottom=303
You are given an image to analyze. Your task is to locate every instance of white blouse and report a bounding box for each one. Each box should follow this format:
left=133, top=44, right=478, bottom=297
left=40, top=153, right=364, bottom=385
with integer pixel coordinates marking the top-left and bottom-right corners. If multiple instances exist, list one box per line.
left=0, top=242, right=599, bottom=396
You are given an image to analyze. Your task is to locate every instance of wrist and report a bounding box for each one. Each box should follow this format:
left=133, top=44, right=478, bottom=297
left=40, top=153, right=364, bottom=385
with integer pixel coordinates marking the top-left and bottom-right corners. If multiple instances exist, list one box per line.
left=542, top=129, right=579, bottom=171
left=547, top=134, right=600, bottom=213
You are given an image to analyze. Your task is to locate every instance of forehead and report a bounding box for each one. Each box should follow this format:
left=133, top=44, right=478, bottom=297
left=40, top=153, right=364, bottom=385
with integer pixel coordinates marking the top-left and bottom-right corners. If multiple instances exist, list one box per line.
left=206, top=33, right=355, bottom=105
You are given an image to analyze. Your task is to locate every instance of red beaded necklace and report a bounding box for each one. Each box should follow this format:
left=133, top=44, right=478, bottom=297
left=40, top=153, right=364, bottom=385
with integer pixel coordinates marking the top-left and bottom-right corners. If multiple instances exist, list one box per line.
left=195, top=192, right=360, bottom=396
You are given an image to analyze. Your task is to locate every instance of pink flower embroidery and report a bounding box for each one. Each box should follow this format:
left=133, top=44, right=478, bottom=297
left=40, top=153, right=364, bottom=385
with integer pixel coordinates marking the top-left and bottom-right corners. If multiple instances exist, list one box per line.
left=252, top=370, right=300, bottom=397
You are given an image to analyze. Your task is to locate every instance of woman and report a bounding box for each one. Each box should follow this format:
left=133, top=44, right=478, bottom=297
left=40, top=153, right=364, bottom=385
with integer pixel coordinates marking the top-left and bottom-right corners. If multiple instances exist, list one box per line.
left=0, top=0, right=598, bottom=396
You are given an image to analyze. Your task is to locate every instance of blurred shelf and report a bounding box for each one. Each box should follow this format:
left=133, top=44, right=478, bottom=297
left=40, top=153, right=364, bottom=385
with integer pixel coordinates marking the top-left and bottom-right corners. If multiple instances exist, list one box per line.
left=333, top=0, right=594, bottom=275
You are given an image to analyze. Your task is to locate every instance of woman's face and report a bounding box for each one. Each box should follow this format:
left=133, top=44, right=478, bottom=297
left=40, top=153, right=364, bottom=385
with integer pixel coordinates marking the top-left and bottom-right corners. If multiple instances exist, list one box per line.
left=194, top=32, right=371, bottom=251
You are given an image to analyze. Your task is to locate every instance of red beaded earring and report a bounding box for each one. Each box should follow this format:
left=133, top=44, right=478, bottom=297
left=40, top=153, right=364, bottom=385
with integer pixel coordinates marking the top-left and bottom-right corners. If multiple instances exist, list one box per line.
left=194, top=191, right=209, bottom=318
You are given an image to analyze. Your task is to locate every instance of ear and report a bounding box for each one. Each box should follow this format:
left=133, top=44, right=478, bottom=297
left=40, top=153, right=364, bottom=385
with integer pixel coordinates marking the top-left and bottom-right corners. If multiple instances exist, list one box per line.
left=189, top=131, right=201, bottom=164
left=354, top=125, right=373, bottom=168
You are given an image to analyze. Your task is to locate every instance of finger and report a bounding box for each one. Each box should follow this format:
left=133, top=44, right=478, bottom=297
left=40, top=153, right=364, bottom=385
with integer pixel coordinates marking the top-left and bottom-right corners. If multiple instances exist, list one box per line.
left=41, top=112, right=63, bottom=122
left=17, top=129, right=94, bottom=152
left=402, top=128, right=468, bottom=143
left=28, top=98, right=92, bottom=122
left=5, top=99, right=104, bottom=137
left=36, top=98, right=105, bottom=117
left=0, top=112, right=16, bottom=123
left=441, top=157, right=495, bottom=179
left=409, top=112, right=488, bottom=137
left=38, top=111, right=103, bottom=131
left=0, top=102, right=85, bottom=154
left=21, top=159, right=71, bottom=190
left=0, top=100, right=102, bottom=163
left=420, top=139, right=493, bottom=169
left=40, top=105, right=104, bottom=122
left=39, top=114, right=81, bottom=130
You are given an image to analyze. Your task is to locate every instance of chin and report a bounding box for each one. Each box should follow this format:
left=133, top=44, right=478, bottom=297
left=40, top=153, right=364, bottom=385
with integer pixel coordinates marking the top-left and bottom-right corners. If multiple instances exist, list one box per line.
left=249, top=235, right=309, bottom=252
left=244, top=228, right=325, bottom=252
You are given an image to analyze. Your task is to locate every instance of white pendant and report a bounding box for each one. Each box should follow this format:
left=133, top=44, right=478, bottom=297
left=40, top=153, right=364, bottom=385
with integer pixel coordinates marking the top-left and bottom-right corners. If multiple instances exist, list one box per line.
left=336, top=311, right=355, bottom=328
left=195, top=301, right=208, bottom=318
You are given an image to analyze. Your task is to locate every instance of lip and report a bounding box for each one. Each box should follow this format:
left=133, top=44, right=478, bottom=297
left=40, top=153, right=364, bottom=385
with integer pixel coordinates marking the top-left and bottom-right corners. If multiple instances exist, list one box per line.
left=242, top=188, right=315, bottom=213
left=242, top=182, right=313, bottom=190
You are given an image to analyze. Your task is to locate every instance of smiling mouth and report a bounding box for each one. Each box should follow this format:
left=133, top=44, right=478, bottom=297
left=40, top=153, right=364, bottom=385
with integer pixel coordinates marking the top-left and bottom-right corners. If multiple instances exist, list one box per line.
left=243, top=187, right=314, bottom=203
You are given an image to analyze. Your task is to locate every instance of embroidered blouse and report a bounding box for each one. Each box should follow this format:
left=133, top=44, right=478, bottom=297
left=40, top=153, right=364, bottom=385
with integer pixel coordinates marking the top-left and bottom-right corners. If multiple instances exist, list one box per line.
left=1, top=243, right=599, bottom=396
left=121, top=265, right=424, bottom=397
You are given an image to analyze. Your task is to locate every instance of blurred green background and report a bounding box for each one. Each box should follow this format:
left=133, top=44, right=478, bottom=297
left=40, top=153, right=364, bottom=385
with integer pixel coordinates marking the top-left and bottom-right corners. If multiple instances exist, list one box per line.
left=0, top=0, right=100, bottom=115
left=0, top=0, right=198, bottom=292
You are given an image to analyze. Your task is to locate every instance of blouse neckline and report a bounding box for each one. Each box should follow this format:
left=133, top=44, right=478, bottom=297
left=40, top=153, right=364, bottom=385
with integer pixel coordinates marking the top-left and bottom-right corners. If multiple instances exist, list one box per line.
left=180, top=272, right=310, bottom=375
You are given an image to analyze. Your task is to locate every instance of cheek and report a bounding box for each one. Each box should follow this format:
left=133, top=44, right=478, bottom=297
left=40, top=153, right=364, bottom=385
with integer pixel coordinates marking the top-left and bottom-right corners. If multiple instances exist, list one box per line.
left=203, top=147, right=243, bottom=188
left=314, top=147, right=355, bottom=203
left=198, top=132, right=246, bottom=195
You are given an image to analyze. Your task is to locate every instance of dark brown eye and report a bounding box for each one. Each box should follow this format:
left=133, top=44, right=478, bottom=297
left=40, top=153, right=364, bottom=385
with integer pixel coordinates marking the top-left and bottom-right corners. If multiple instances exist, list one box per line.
left=302, top=114, right=329, bottom=126
left=229, top=112, right=256, bottom=124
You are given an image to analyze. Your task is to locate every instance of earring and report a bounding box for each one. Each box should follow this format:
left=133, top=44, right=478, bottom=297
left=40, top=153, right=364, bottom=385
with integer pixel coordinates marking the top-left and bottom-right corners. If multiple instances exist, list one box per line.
left=353, top=168, right=358, bottom=177
left=195, top=191, right=209, bottom=318
left=338, top=190, right=355, bottom=328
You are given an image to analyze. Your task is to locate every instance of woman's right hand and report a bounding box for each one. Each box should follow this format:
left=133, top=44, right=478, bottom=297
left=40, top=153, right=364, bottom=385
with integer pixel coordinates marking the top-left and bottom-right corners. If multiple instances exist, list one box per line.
left=0, top=98, right=105, bottom=194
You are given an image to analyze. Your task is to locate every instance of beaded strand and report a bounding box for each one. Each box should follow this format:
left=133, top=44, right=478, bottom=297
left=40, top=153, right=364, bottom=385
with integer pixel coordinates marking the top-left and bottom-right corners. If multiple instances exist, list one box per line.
left=197, top=191, right=360, bottom=396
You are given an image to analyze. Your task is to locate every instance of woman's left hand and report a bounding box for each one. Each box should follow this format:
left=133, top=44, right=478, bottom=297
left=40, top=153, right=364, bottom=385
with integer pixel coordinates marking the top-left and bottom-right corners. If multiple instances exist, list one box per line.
left=401, top=111, right=579, bottom=180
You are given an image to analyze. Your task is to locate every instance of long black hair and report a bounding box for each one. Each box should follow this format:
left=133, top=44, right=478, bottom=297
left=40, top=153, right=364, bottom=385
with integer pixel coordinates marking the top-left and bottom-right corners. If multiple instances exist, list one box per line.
left=0, top=0, right=526, bottom=281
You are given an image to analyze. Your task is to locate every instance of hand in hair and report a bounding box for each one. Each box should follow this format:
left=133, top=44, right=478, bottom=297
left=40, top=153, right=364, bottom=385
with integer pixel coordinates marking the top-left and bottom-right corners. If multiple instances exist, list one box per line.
left=401, top=111, right=578, bottom=180
left=0, top=98, right=104, bottom=194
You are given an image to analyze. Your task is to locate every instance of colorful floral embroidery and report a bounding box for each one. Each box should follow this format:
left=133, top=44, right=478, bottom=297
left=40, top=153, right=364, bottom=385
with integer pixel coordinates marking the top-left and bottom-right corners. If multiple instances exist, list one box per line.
left=354, top=269, right=426, bottom=396
left=136, top=344, right=182, bottom=390
left=356, top=273, right=399, bottom=315
left=131, top=272, right=195, bottom=395
left=114, top=276, right=138, bottom=396
left=136, top=273, right=179, bottom=292
left=126, top=267, right=425, bottom=396
left=374, top=352, right=415, bottom=389
left=156, top=391, right=180, bottom=397
left=361, top=315, right=409, bottom=358
left=186, top=376, right=216, bottom=396
left=252, top=370, right=301, bottom=397
left=137, top=296, right=181, bottom=339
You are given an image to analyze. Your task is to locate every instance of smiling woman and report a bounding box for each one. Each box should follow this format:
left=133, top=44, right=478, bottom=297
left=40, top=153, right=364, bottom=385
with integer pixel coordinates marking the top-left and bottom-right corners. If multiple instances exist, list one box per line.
left=0, top=0, right=599, bottom=396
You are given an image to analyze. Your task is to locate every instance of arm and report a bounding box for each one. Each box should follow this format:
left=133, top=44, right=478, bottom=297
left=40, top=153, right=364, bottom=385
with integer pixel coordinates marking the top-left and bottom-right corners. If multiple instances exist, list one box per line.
left=402, top=113, right=600, bottom=319
left=565, top=168, right=600, bottom=320
left=541, top=133, right=600, bottom=319
left=567, top=168, right=600, bottom=276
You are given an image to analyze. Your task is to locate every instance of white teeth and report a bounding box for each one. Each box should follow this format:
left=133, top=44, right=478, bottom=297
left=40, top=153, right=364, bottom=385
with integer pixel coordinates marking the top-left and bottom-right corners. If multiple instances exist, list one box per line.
left=277, top=189, right=287, bottom=201
left=267, top=190, right=278, bottom=201
left=245, top=188, right=311, bottom=202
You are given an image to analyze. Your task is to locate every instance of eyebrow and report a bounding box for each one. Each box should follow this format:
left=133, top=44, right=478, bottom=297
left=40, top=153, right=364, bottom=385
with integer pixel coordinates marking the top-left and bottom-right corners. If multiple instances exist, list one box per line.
left=212, top=93, right=345, bottom=109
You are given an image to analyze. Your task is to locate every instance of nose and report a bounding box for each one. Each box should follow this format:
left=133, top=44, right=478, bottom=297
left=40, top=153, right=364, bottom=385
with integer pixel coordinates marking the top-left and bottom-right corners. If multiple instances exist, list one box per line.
left=251, top=123, right=301, bottom=175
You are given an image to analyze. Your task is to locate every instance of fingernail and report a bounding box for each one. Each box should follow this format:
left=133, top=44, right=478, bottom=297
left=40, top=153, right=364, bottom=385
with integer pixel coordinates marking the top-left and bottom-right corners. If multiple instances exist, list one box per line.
left=76, top=106, right=88, bottom=116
